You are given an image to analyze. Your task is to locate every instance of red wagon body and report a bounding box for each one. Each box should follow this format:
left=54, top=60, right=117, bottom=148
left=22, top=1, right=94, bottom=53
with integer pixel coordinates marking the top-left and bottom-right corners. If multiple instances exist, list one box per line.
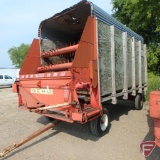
left=13, top=1, right=147, bottom=136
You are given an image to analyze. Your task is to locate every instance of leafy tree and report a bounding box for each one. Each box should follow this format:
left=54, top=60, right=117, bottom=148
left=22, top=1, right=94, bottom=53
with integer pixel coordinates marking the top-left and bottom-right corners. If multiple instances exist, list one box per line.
left=111, top=0, right=160, bottom=73
left=8, top=43, right=30, bottom=68
left=147, top=44, right=160, bottom=74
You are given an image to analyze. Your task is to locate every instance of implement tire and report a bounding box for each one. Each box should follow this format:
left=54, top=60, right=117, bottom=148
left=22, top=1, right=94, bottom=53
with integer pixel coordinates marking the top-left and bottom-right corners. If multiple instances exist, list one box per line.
left=90, top=108, right=109, bottom=137
left=135, top=93, right=144, bottom=110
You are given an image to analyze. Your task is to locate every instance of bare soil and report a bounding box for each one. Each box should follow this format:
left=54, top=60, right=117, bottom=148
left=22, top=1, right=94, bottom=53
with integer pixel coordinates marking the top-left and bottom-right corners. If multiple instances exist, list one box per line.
left=0, top=87, right=159, bottom=160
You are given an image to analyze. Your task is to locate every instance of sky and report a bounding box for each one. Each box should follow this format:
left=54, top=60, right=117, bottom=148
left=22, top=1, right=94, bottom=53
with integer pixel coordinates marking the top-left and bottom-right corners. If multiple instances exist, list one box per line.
left=0, top=0, right=112, bottom=68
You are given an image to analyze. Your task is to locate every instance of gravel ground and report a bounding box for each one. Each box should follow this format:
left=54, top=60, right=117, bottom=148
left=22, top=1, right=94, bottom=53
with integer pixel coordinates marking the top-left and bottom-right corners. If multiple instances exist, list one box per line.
left=0, top=87, right=160, bottom=160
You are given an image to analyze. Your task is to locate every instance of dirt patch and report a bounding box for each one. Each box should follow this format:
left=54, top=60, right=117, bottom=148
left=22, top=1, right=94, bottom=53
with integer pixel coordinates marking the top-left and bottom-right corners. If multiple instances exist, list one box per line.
left=0, top=88, right=159, bottom=160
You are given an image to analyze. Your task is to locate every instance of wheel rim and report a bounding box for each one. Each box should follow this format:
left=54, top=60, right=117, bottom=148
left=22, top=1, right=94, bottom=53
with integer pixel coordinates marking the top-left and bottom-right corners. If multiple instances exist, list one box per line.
left=100, top=114, right=108, bottom=131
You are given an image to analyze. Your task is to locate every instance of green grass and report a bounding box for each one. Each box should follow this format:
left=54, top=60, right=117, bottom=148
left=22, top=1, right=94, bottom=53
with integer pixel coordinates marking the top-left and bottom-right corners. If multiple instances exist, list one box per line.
left=146, top=74, right=160, bottom=100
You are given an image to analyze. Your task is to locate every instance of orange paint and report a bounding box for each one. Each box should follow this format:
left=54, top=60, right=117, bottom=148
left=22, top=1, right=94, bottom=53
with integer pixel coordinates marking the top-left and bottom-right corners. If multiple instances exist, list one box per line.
left=14, top=16, right=102, bottom=123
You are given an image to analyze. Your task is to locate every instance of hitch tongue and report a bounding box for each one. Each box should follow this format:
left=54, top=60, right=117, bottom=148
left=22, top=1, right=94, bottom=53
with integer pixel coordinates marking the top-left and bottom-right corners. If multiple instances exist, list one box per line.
left=0, top=120, right=60, bottom=158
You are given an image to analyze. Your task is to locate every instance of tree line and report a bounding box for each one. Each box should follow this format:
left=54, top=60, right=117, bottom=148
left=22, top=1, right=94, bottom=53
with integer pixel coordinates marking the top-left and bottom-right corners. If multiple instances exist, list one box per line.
left=112, top=0, right=160, bottom=74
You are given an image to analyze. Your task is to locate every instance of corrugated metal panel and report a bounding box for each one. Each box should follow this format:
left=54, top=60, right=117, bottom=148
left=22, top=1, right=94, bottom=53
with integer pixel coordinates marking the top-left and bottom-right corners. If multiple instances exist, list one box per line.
left=89, top=2, right=144, bottom=42
left=38, top=1, right=91, bottom=41
left=38, top=0, right=144, bottom=42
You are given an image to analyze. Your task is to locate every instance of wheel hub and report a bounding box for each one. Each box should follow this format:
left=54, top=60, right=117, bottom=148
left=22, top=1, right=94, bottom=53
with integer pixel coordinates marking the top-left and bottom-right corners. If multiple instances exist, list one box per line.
left=100, top=114, right=108, bottom=131
left=100, top=120, right=104, bottom=124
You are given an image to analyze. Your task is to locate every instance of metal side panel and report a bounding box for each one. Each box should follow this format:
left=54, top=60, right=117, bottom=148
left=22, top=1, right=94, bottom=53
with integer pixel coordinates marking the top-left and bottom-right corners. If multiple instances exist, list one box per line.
left=96, top=19, right=101, bottom=106
left=144, top=43, right=148, bottom=93
left=97, top=20, right=146, bottom=103
left=98, top=20, right=112, bottom=96
left=144, top=44, right=148, bottom=85
left=131, top=37, right=136, bottom=95
left=111, top=26, right=117, bottom=104
left=141, top=44, right=145, bottom=84
left=138, top=41, right=142, bottom=93
left=135, top=40, right=139, bottom=86
left=114, top=27, right=124, bottom=92
left=123, top=32, right=128, bottom=99
left=127, top=35, right=132, bottom=88
left=97, top=21, right=126, bottom=104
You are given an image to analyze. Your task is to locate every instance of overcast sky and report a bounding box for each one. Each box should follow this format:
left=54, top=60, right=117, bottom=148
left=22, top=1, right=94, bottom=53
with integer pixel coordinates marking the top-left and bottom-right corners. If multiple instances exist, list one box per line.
left=0, top=0, right=112, bottom=68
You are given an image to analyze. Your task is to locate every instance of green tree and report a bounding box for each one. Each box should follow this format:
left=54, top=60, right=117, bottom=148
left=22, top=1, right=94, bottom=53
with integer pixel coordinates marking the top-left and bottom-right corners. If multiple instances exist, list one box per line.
left=8, top=43, right=30, bottom=68
left=112, top=0, right=160, bottom=73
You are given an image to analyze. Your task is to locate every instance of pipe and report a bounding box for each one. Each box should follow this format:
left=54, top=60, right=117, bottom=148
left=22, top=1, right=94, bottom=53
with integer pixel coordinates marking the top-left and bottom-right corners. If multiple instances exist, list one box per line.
left=31, top=102, right=76, bottom=112
left=37, top=62, right=72, bottom=72
left=42, top=44, right=78, bottom=58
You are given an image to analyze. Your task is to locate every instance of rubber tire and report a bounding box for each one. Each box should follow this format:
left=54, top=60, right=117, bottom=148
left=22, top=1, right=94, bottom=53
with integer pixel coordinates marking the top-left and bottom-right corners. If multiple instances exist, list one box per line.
left=135, top=93, right=144, bottom=110
left=90, top=108, right=109, bottom=137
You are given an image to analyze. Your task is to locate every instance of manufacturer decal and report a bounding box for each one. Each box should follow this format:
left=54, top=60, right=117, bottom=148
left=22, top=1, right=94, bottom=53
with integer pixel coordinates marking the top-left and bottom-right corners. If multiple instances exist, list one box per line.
left=31, top=88, right=53, bottom=95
